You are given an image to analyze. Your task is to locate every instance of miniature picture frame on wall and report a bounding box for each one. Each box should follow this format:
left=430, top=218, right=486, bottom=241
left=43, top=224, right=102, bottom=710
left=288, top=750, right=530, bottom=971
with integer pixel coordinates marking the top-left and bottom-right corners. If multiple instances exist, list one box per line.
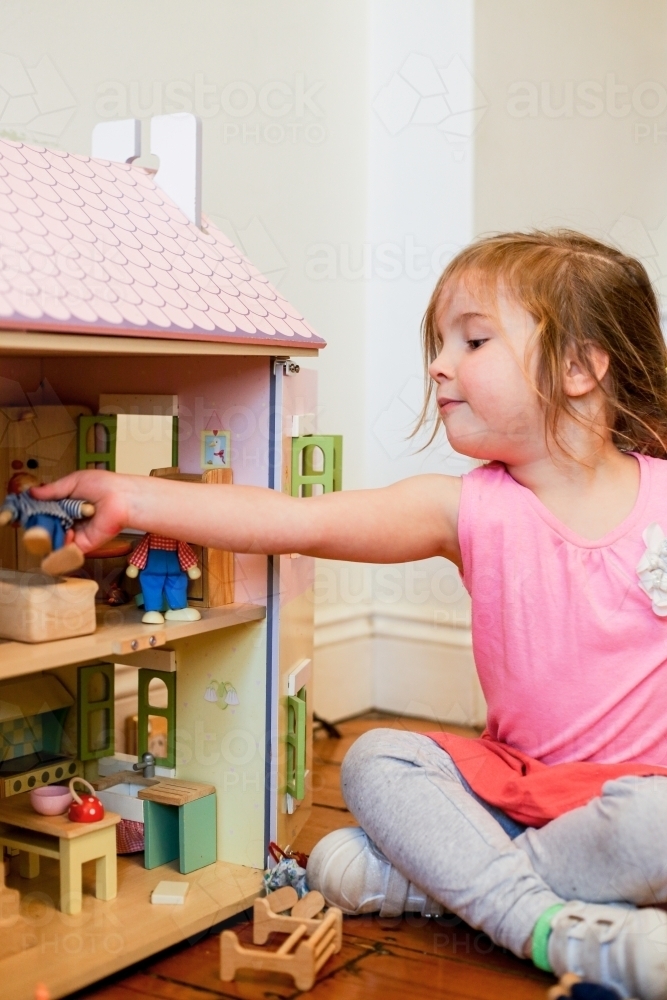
left=201, top=430, right=231, bottom=470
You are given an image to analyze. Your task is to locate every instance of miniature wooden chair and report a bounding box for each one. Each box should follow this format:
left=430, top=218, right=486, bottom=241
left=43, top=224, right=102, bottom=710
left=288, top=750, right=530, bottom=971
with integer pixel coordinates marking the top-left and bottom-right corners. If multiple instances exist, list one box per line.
left=220, top=886, right=343, bottom=991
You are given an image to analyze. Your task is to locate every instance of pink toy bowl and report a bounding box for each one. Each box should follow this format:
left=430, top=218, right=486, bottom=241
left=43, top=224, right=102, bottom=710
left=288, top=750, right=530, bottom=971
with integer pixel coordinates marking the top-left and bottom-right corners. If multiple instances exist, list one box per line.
left=30, top=785, right=73, bottom=816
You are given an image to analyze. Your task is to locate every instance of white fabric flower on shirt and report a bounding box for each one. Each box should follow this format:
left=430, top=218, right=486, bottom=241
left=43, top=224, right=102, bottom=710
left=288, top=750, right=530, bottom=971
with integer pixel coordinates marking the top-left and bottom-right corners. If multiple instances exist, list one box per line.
left=637, top=522, right=667, bottom=616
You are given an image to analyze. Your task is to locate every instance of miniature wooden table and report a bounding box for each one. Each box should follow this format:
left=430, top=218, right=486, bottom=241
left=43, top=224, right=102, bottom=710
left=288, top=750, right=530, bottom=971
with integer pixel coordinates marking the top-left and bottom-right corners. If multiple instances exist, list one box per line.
left=0, top=792, right=120, bottom=915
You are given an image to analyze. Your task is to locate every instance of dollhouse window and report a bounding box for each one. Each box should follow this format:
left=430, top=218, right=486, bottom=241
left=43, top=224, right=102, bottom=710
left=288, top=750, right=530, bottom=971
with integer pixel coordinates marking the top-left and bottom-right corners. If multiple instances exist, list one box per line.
left=138, top=669, right=176, bottom=769
left=77, top=663, right=115, bottom=761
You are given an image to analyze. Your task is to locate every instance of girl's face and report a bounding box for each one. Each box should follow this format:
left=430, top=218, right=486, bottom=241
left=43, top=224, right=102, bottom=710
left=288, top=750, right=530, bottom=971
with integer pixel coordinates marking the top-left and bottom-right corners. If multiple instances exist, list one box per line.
left=429, top=278, right=547, bottom=464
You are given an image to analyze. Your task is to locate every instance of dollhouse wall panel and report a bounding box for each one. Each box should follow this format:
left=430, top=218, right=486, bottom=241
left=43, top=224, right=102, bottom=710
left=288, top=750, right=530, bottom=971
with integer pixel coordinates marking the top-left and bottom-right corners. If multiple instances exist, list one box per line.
left=172, top=619, right=267, bottom=869
left=274, top=367, right=317, bottom=843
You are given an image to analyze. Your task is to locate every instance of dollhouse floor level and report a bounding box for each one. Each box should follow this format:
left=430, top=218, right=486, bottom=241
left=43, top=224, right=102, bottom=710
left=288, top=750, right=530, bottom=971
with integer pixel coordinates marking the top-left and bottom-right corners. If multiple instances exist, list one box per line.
left=0, top=850, right=263, bottom=1000
left=0, top=603, right=266, bottom=680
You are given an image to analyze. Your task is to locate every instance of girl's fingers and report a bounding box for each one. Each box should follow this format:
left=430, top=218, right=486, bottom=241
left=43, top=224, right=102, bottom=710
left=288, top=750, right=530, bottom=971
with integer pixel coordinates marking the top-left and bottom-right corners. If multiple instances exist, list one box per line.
left=72, top=522, right=113, bottom=554
left=31, top=473, right=83, bottom=501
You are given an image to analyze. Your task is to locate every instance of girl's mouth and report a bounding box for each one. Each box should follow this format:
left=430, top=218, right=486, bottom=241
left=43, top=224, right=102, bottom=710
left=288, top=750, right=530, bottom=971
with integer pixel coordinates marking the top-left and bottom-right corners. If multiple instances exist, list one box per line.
left=438, top=398, right=464, bottom=414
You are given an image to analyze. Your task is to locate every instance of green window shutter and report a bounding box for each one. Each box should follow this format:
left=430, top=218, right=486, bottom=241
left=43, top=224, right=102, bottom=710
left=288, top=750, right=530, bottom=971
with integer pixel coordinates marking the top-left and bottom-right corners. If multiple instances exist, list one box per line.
left=77, top=663, right=115, bottom=761
left=286, top=685, right=307, bottom=801
left=138, top=668, right=176, bottom=769
left=291, top=435, right=342, bottom=498
left=78, top=415, right=117, bottom=470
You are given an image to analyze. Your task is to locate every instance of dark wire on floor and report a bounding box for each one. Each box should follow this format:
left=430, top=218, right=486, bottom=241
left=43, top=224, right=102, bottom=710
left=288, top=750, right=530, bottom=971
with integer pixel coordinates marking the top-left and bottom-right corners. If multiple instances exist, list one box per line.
left=313, top=712, right=342, bottom=740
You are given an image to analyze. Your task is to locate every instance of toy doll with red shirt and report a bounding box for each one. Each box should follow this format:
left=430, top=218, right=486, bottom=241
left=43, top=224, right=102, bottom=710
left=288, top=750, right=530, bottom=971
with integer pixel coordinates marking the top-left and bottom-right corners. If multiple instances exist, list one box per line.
left=125, top=533, right=201, bottom=624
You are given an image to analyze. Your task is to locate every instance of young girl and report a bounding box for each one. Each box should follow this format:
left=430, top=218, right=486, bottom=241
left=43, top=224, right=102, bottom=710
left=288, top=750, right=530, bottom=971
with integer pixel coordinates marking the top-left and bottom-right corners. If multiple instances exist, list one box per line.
left=37, top=231, right=667, bottom=998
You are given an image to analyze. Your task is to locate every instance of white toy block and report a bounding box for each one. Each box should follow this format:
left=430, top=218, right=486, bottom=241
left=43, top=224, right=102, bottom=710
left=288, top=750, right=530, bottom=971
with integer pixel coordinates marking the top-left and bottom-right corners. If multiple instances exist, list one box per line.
left=151, top=880, right=189, bottom=905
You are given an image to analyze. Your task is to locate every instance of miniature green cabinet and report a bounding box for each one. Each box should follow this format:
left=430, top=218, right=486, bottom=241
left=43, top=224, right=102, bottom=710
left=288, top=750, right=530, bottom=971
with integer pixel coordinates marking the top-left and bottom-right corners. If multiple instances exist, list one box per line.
left=144, top=794, right=217, bottom=874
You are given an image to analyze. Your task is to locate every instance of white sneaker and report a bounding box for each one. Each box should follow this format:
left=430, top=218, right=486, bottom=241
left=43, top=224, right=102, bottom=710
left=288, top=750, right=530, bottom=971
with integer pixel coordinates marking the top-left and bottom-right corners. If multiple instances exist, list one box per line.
left=306, top=826, right=443, bottom=917
left=549, top=901, right=667, bottom=1000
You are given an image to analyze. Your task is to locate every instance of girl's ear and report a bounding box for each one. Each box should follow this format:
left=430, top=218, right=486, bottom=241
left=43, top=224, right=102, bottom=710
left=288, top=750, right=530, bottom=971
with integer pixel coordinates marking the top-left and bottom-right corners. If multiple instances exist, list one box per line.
left=562, top=341, right=609, bottom=398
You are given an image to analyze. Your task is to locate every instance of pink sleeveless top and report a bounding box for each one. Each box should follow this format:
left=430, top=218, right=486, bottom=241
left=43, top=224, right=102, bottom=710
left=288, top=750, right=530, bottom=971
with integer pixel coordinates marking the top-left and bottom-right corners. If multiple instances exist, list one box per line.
left=428, top=455, right=667, bottom=825
left=460, top=455, right=667, bottom=765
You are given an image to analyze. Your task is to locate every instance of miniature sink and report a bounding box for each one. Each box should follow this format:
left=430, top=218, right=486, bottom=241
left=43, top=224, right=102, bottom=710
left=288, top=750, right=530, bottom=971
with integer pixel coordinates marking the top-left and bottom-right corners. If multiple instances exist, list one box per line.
left=95, top=782, right=144, bottom=823
left=105, top=782, right=141, bottom=796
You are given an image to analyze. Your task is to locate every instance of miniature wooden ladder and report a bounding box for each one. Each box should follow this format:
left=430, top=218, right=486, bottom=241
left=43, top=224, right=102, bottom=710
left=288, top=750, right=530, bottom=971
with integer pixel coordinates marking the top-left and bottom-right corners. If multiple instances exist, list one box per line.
left=219, top=886, right=343, bottom=991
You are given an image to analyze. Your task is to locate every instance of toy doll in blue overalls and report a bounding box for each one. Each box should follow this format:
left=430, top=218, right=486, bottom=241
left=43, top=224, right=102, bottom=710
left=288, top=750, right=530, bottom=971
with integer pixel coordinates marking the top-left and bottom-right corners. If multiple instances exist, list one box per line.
left=0, top=472, right=95, bottom=575
left=125, top=533, right=202, bottom=624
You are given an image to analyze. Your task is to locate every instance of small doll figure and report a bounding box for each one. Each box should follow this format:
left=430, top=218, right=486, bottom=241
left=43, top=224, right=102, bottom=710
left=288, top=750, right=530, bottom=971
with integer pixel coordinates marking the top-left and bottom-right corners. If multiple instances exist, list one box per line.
left=125, top=533, right=202, bottom=624
left=0, top=473, right=95, bottom=575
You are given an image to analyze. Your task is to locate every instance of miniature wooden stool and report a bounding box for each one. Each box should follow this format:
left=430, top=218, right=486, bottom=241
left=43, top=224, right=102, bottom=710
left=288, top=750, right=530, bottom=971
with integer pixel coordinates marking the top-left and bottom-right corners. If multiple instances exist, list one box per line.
left=220, top=886, right=343, bottom=991
left=0, top=791, right=120, bottom=915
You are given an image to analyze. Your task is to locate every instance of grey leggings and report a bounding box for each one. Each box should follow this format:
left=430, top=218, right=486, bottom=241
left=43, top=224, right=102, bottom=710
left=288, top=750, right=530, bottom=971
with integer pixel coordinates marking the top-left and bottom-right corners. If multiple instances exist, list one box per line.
left=341, top=729, right=667, bottom=957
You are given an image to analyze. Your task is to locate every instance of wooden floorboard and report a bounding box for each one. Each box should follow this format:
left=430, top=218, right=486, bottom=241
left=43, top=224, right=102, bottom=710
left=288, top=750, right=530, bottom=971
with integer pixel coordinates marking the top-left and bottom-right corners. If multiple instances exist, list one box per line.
left=72, top=712, right=553, bottom=1000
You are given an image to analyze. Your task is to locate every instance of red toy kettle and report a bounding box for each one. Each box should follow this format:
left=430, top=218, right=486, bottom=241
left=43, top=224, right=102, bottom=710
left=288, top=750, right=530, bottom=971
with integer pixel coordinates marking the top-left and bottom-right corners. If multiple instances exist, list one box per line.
left=68, top=777, right=105, bottom=823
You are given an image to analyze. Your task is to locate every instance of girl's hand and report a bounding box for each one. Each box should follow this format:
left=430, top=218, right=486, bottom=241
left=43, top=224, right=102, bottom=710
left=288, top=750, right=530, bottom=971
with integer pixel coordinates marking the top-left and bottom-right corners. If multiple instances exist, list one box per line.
left=32, top=470, right=136, bottom=554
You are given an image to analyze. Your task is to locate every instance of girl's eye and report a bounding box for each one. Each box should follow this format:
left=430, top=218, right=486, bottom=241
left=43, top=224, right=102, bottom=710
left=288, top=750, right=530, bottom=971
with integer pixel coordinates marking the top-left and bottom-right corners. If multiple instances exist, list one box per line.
left=467, top=338, right=488, bottom=350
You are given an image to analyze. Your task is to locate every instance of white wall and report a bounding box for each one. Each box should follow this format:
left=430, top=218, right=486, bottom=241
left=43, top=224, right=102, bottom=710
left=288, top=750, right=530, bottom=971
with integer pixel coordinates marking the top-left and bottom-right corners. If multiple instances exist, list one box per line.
left=474, top=0, right=667, bottom=302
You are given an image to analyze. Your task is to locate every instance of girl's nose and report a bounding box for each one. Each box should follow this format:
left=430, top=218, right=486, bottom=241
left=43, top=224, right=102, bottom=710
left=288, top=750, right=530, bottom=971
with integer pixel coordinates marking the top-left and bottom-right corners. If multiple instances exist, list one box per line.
left=429, top=347, right=455, bottom=383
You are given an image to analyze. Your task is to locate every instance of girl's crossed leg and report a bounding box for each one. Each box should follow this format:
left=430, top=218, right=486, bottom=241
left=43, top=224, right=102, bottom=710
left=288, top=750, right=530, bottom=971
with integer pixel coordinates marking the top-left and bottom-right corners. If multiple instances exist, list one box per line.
left=307, top=729, right=667, bottom=995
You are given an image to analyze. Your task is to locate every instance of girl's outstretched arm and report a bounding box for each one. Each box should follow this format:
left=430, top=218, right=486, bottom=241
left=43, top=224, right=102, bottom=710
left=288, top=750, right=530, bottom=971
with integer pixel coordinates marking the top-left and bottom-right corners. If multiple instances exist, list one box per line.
left=33, top=469, right=462, bottom=565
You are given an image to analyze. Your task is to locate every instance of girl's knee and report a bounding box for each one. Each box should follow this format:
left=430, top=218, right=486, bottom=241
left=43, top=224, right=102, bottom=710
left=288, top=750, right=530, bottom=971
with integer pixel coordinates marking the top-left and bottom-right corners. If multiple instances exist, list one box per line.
left=601, top=775, right=667, bottom=849
left=340, top=728, right=390, bottom=814
left=341, top=728, right=395, bottom=784
left=340, top=728, right=426, bottom=812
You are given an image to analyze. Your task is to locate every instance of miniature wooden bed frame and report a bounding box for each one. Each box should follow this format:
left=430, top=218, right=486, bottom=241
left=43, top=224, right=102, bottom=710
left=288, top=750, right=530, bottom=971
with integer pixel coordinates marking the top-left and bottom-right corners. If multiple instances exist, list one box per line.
left=220, top=887, right=343, bottom=991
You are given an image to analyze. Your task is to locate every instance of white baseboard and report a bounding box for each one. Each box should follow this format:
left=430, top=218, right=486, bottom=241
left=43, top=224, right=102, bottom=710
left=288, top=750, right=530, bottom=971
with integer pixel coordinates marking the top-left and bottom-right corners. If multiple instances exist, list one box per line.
left=313, top=606, right=485, bottom=727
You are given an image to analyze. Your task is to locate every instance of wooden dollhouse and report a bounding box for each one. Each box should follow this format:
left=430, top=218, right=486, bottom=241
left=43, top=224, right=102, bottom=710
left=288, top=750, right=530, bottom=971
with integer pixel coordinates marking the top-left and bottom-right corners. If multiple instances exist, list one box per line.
left=0, top=113, right=326, bottom=999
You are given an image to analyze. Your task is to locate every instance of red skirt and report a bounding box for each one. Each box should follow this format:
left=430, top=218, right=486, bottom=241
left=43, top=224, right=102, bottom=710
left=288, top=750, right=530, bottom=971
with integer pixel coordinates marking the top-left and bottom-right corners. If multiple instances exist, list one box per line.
left=427, top=732, right=667, bottom=828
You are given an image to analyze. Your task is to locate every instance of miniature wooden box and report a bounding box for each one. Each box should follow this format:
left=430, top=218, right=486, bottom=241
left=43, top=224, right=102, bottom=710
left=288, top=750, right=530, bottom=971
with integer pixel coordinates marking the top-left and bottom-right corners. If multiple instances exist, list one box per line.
left=0, top=571, right=98, bottom=643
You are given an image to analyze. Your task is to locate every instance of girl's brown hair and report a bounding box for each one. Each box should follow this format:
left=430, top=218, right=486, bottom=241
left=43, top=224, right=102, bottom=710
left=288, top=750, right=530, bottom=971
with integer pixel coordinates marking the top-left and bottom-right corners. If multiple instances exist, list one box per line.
left=418, top=229, right=667, bottom=457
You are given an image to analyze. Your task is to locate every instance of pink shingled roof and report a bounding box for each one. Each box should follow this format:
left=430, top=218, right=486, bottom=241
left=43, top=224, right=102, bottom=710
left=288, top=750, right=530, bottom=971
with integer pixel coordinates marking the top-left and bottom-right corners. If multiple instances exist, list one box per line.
left=0, top=138, right=324, bottom=349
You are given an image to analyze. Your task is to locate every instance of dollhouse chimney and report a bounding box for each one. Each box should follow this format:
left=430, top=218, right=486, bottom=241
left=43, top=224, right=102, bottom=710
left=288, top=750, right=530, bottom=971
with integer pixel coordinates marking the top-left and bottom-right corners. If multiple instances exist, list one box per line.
left=150, top=113, right=202, bottom=228
left=91, top=113, right=203, bottom=228
left=91, top=118, right=141, bottom=163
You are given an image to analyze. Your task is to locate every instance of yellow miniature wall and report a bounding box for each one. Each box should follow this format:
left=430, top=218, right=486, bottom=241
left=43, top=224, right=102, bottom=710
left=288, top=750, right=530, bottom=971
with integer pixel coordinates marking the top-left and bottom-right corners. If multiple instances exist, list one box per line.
left=172, top=619, right=268, bottom=869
